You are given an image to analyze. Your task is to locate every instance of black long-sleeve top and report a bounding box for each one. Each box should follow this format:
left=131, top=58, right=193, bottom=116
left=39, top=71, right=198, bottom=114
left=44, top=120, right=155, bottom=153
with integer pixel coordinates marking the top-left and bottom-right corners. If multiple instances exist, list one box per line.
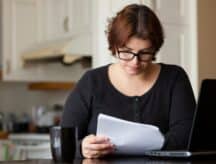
left=61, top=63, right=196, bottom=156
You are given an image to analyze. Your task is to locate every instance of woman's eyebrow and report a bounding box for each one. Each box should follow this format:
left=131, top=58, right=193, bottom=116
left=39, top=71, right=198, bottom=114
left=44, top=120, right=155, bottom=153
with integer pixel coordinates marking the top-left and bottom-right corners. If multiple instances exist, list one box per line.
left=121, top=46, right=132, bottom=50
left=139, top=47, right=154, bottom=52
left=121, top=46, right=153, bottom=51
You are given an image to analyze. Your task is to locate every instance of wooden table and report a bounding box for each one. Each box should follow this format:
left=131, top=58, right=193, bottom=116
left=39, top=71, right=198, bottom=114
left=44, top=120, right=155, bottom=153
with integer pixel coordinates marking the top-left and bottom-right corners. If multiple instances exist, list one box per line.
left=2, top=157, right=216, bottom=164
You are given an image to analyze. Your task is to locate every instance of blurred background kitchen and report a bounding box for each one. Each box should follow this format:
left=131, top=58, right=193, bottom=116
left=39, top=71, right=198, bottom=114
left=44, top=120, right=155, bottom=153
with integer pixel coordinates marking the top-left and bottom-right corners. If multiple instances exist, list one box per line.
left=0, top=0, right=216, bottom=161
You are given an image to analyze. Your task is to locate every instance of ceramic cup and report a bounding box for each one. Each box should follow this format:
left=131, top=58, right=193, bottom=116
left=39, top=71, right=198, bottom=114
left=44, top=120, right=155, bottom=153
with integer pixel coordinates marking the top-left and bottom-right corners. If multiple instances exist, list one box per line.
left=50, top=126, right=77, bottom=162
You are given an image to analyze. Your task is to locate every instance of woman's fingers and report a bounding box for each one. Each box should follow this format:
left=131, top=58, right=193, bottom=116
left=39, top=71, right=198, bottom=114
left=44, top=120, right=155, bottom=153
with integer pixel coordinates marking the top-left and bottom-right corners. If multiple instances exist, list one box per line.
left=82, top=134, right=115, bottom=158
left=86, top=148, right=114, bottom=158
left=85, top=142, right=114, bottom=151
left=83, top=144, right=114, bottom=158
left=86, top=135, right=110, bottom=144
left=82, top=158, right=108, bottom=164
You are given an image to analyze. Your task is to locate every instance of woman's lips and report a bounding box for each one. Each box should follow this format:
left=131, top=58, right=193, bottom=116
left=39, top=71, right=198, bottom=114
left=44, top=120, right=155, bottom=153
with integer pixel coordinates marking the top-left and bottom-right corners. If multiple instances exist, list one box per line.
left=126, top=66, right=141, bottom=73
left=128, top=66, right=140, bottom=70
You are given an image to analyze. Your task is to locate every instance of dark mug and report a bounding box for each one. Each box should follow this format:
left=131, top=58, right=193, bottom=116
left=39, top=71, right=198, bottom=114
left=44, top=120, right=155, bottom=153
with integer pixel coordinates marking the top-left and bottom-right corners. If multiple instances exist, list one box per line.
left=50, top=126, right=77, bottom=163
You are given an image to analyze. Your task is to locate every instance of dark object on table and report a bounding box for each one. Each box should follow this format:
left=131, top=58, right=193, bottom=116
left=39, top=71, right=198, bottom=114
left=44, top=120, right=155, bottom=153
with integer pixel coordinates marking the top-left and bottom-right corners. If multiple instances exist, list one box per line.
left=50, top=126, right=77, bottom=163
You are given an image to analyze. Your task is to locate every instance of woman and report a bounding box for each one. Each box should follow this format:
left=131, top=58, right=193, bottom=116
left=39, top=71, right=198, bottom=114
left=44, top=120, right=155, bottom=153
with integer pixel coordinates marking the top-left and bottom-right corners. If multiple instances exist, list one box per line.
left=61, top=4, right=196, bottom=158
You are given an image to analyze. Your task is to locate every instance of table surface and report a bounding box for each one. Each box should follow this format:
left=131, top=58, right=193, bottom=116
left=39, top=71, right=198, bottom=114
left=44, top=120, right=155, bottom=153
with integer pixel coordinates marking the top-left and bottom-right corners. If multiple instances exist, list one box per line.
left=2, top=157, right=216, bottom=164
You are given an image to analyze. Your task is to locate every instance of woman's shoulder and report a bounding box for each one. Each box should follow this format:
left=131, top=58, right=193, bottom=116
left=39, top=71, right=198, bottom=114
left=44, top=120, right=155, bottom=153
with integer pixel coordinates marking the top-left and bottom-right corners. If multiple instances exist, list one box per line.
left=158, top=63, right=190, bottom=86
left=78, top=64, right=109, bottom=84
left=75, top=64, right=110, bottom=90
left=160, top=63, right=188, bottom=76
left=84, top=64, right=109, bottom=78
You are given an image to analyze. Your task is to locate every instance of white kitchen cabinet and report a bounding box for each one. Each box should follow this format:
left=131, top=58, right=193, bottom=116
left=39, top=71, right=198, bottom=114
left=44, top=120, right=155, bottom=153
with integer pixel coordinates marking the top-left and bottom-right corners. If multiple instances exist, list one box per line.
left=2, top=0, right=40, bottom=81
left=1, top=0, right=216, bottom=91
left=41, top=0, right=92, bottom=41
left=151, top=0, right=193, bottom=86
left=1, top=0, right=92, bottom=82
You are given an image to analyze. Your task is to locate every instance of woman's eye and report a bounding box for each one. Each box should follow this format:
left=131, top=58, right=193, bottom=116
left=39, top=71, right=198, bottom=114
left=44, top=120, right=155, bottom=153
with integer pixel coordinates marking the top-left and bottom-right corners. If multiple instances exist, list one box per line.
left=140, top=51, right=153, bottom=55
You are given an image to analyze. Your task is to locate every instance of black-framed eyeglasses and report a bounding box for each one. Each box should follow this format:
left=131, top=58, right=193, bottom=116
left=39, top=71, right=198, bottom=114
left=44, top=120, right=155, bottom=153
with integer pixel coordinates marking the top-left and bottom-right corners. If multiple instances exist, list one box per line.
left=117, top=49, right=155, bottom=62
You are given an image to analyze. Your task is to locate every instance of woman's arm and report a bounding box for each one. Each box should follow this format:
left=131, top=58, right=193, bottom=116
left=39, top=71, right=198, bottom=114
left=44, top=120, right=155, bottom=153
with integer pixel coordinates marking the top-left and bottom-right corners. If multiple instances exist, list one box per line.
left=61, top=70, right=114, bottom=158
left=61, top=71, right=93, bottom=157
left=162, top=68, right=196, bottom=150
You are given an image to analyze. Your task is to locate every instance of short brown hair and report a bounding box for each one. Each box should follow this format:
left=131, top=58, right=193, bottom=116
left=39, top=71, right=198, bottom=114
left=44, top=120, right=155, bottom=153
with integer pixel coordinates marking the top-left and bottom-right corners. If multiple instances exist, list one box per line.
left=107, top=4, right=164, bottom=55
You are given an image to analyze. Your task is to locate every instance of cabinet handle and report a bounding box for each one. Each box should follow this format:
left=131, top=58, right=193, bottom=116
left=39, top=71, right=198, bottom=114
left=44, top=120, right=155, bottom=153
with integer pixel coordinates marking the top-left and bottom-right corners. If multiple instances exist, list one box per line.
left=63, top=16, right=69, bottom=33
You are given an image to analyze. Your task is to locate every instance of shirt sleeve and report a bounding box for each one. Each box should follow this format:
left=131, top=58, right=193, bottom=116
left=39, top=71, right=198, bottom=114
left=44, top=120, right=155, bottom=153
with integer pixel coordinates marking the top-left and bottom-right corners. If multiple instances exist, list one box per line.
left=61, top=71, right=93, bottom=158
left=162, top=68, right=196, bottom=150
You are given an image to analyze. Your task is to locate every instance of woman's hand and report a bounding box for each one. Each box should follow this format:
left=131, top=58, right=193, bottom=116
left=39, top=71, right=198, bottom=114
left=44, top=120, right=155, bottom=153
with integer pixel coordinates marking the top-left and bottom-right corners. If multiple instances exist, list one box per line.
left=82, top=134, right=115, bottom=158
left=82, top=158, right=108, bottom=164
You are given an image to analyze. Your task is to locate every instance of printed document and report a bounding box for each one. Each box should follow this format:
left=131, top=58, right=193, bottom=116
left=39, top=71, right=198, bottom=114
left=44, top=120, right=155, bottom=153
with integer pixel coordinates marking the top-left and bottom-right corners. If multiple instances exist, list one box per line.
left=96, top=114, right=165, bottom=155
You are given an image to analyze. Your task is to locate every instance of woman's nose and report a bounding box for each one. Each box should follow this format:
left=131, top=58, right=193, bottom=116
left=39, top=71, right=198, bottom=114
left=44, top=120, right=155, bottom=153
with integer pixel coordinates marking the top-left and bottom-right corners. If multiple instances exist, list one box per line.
left=131, top=56, right=139, bottom=64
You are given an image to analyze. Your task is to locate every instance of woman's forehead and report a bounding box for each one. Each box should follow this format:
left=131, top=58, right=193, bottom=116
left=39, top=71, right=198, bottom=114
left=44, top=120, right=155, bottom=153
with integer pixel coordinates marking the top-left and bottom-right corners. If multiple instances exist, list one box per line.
left=124, top=37, right=152, bottom=50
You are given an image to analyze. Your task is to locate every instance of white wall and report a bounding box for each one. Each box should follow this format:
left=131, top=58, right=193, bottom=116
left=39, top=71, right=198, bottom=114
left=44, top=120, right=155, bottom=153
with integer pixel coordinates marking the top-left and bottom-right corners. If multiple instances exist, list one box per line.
left=0, top=81, right=70, bottom=115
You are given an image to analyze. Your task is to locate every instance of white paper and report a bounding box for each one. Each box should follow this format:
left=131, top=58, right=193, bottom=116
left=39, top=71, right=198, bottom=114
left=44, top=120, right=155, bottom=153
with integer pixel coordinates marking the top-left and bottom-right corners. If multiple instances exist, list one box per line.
left=96, top=114, right=165, bottom=155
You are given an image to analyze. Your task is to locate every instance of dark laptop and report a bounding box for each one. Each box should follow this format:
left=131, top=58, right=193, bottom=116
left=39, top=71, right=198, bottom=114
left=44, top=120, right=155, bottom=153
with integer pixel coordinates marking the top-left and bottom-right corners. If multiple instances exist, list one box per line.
left=144, top=79, right=216, bottom=157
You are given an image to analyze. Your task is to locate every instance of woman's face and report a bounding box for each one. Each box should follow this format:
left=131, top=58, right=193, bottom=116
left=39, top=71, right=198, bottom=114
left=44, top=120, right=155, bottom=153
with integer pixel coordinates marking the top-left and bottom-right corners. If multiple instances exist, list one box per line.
left=117, top=37, right=154, bottom=76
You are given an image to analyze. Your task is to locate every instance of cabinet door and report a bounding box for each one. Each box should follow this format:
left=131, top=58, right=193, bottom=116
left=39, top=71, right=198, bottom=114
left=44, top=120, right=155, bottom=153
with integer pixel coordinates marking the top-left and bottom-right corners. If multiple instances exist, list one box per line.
left=2, top=0, right=91, bottom=82
left=41, top=0, right=93, bottom=60
left=43, top=0, right=92, bottom=40
left=157, top=25, right=190, bottom=71
left=43, top=0, right=69, bottom=40
left=2, top=0, right=41, bottom=80
left=153, top=0, right=192, bottom=75
left=70, top=0, right=92, bottom=35
left=154, top=0, right=189, bottom=24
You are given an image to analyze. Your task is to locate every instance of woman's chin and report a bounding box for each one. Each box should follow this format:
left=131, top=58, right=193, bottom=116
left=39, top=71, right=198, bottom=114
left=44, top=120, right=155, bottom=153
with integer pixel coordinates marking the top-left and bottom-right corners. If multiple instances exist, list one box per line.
left=126, top=68, right=141, bottom=76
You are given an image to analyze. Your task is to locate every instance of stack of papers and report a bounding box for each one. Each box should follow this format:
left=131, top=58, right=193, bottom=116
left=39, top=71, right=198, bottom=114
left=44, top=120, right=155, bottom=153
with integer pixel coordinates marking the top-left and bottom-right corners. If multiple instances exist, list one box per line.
left=96, top=114, right=165, bottom=155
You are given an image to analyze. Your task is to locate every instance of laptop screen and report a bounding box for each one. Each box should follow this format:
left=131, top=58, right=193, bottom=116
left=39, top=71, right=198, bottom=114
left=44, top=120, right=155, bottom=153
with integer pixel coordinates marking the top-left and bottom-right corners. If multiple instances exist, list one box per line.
left=188, top=79, right=216, bottom=151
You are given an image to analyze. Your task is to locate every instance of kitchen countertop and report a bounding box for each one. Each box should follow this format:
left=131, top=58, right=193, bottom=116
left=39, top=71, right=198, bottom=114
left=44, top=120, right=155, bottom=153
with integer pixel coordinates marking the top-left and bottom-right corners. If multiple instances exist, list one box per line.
left=1, top=134, right=51, bottom=161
